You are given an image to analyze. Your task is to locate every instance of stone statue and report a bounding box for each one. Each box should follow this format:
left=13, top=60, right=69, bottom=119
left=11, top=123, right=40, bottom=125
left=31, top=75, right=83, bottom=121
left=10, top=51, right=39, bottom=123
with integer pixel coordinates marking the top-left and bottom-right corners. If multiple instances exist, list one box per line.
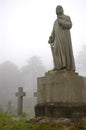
left=48, top=5, right=75, bottom=71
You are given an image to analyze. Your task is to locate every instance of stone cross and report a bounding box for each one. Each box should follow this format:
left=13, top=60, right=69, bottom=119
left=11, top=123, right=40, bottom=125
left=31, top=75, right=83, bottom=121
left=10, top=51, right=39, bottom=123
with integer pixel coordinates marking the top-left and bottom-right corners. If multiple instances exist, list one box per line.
left=15, top=87, right=26, bottom=115
left=34, top=92, right=37, bottom=97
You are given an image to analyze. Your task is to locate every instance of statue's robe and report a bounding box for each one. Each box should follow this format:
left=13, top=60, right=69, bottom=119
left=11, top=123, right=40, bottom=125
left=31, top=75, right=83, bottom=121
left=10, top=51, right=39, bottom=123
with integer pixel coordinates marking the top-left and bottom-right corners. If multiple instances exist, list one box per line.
left=50, top=14, right=75, bottom=71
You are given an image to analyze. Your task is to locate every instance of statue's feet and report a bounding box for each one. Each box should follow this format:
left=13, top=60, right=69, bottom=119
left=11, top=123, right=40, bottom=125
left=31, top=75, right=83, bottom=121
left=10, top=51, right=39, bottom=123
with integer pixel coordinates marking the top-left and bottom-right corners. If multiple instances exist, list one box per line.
left=53, top=68, right=59, bottom=71
left=53, top=67, right=66, bottom=71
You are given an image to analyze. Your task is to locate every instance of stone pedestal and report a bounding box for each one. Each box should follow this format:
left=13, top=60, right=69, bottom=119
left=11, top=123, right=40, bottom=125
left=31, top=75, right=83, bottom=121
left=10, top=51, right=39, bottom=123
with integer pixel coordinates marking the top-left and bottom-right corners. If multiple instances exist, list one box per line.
left=35, top=70, right=86, bottom=117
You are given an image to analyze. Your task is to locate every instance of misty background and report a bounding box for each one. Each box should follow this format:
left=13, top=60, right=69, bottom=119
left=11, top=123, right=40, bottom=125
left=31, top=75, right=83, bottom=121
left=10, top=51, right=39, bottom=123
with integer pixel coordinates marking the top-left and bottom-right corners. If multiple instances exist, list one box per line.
left=0, top=0, right=86, bottom=115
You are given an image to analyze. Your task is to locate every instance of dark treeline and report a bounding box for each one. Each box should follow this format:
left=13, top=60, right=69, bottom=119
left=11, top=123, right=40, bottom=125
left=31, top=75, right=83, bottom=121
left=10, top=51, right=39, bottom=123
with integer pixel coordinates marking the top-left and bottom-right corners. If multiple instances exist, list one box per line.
left=0, top=56, right=46, bottom=115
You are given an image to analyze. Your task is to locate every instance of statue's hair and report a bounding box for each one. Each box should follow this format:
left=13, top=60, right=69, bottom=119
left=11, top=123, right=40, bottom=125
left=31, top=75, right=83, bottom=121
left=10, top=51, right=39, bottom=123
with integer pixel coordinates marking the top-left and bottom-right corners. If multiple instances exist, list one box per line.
left=56, top=5, right=64, bottom=15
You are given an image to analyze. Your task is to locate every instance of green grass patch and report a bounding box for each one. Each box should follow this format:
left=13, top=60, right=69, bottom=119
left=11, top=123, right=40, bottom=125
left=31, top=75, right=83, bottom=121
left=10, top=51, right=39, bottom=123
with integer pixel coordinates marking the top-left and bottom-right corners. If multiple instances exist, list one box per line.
left=0, top=112, right=86, bottom=130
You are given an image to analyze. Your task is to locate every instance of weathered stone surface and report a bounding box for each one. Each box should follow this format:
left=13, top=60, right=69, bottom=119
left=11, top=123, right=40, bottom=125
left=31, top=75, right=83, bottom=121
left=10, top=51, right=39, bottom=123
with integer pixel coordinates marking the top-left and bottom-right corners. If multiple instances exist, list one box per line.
left=37, top=70, right=85, bottom=104
left=26, top=116, right=71, bottom=124
left=35, top=102, right=86, bottom=117
left=48, top=5, right=75, bottom=71
left=35, top=70, right=86, bottom=117
left=83, top=77, right=86, bottom=102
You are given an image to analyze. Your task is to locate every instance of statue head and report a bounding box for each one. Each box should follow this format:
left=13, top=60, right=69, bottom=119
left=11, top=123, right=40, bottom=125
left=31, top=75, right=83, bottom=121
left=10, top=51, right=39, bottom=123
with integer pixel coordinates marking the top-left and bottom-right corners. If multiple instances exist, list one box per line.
left=56, top=5, right=64, bottom=15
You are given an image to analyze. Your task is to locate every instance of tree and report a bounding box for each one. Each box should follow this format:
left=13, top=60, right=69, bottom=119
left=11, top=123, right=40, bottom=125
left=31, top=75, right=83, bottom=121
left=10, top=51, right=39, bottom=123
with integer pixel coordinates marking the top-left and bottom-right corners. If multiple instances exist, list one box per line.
left=0, top=61, right=23, bottom=108
left=21, top=56, right=46, bottom=92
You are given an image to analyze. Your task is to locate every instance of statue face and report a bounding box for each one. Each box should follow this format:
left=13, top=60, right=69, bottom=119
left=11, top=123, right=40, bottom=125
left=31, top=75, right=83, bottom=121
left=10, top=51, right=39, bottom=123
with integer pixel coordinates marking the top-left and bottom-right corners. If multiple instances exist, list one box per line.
left=56, top=5, right=63, bottom=15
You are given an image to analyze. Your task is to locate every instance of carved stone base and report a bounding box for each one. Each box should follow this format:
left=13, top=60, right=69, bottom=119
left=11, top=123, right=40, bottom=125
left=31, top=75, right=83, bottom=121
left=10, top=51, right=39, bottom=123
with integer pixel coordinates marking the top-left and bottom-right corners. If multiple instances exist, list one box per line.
left=35, top=103, right=86, bottom=118
left=35, top=70, right=86, bottom=117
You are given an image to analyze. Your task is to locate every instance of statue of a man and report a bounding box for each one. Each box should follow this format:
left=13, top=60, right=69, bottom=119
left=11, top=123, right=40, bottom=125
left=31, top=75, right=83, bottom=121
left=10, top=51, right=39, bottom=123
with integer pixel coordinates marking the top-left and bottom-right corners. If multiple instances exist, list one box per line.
left=48, top=5, right=76, bottom=71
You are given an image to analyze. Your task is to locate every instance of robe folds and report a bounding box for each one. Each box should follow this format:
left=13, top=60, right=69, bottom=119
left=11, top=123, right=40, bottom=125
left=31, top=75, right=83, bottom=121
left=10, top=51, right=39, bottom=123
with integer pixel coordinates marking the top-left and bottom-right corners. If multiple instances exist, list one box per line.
left=50, top=14, right=75, bottom=71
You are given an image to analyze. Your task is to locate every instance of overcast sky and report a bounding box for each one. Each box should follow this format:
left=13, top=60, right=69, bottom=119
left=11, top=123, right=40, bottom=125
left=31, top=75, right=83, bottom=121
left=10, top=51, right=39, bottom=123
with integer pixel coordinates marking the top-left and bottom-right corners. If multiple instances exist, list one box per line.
left=0, top=0, right=86, bottom=69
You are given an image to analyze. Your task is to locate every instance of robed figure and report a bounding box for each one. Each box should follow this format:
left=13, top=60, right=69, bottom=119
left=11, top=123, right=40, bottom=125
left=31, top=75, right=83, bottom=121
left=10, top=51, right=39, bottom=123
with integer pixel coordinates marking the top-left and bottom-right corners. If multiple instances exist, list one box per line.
left=48, top=5, right=75, bottom=71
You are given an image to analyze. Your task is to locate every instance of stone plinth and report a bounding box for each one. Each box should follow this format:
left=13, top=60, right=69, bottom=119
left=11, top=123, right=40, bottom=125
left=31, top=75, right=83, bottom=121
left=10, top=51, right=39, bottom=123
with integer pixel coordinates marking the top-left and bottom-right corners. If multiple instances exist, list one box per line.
left=35, top=70, right=86, bottom=117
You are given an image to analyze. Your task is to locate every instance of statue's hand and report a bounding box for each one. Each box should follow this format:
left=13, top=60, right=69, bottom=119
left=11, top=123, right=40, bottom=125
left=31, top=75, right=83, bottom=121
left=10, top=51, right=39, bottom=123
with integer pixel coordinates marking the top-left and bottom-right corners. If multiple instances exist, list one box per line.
left=48, top=36, right=54, bottom=44
left=51, top=43, right=54, bottom=47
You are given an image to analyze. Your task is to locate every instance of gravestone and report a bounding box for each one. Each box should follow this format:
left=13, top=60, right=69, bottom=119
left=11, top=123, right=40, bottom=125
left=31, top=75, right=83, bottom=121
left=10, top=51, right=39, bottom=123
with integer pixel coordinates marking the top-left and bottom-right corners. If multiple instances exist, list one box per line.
left=7, top=101, right=12, bottom=114
left=35, top=5, right=86, bottom=118
left=0, top=104, right=3, bottom=112
left=15, top=87, right=26, bottom=115
left=34, top=92, right=37, bottom=106
left=34, top=92, right=37, bottom=97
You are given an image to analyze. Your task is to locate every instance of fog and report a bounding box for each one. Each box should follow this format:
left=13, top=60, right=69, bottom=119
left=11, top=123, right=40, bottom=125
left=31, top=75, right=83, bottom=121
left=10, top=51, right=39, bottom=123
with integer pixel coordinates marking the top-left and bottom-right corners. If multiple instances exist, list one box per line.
left=0, top=0, right=86, bottom=114
left=0, top=0, right=86, bottom=69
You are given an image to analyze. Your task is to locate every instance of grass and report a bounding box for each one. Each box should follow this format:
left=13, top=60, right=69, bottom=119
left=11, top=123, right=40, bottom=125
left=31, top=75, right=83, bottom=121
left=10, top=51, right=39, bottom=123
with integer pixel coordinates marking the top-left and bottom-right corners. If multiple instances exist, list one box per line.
left=0, top=112, right=86, bottom=130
